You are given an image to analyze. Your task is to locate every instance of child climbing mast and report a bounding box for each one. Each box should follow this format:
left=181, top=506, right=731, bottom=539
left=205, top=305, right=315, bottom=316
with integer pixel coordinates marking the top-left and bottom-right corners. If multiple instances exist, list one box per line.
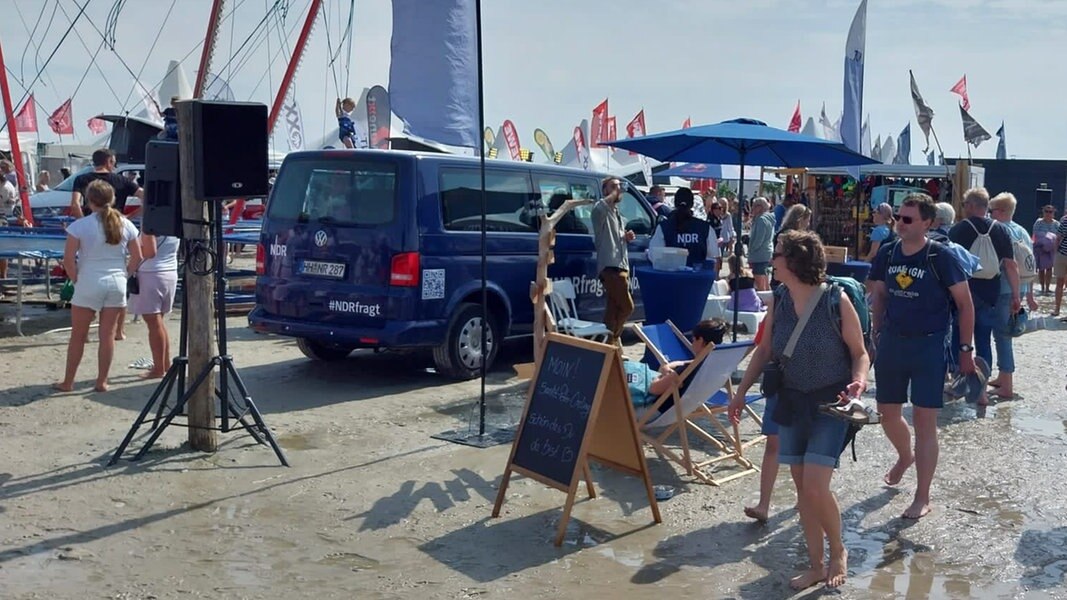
left=336, top=97, right=357, bottom=148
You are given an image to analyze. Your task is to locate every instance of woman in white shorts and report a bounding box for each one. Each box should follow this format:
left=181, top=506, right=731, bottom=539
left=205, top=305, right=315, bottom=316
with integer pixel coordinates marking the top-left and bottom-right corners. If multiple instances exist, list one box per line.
left=54, top=180, right=141, bottom=392
left=128, top=233, right=180, bottom=378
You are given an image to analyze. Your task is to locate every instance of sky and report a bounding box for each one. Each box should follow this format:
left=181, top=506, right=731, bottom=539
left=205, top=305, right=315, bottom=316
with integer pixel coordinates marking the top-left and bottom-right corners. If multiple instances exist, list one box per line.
left=2, top=0, right=1065, bottom=162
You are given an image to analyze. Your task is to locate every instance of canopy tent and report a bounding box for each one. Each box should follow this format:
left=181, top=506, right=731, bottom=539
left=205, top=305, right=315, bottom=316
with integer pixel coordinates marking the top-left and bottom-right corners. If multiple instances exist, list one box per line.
left=657, top=163, right=783, bottom=183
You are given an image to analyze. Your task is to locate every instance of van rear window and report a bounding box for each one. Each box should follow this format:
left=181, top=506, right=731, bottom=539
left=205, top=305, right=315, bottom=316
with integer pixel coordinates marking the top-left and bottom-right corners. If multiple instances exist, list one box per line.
left=269, top=159, right=397, bottom=225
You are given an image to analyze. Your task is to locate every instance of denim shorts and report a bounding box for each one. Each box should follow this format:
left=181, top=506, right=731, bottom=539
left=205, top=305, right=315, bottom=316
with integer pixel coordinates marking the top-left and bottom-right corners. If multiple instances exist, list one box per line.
left=874, top=330, right=948, bottom=409
left=761, top=394, right=779, bottom=436
left=750, top=261, right=770, bottom=276
left=778, top=412, right=849, bottom=468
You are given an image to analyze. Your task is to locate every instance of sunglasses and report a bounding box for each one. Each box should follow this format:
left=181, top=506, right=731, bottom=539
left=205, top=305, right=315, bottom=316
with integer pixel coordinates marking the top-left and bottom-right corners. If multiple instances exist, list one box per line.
left=895, top=214, right=918, bottom=225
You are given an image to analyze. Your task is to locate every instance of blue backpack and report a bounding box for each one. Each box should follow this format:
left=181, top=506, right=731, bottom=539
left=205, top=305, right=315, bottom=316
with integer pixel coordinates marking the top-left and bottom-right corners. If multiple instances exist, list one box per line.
left=826, top=275, right=871, bottom=348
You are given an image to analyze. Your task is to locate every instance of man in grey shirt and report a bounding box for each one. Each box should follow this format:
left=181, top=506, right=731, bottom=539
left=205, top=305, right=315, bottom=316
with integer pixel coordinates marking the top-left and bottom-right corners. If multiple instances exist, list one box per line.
left=747, top=197, right=775, bottom=291
left=592, top=177, right=636, bottom=345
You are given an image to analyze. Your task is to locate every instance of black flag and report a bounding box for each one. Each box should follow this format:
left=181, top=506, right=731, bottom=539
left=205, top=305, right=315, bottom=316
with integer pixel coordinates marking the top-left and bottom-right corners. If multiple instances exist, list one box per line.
left=960, top=105, right=991, bottom=147
left=910, top=70, right=935, bottom=152
left=996, top=123, right=1007, bottom=160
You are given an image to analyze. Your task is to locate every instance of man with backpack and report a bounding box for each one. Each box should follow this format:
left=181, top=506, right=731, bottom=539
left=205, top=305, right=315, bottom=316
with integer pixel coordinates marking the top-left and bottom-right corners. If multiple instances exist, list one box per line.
left=949, top=187, right=1020, bottom=395
left=868, top=193, right=976, bottom=520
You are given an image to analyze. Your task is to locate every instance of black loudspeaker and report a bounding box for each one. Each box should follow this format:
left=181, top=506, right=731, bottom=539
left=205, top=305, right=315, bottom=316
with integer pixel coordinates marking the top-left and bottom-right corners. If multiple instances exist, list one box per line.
left=142, top=140, right=183, bottom=238
left=187, top=101, right=269, bottom=201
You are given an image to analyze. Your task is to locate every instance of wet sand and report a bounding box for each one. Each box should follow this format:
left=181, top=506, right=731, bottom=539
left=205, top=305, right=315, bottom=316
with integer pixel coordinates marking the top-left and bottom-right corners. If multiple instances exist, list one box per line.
left=1, top=296, right=1066, bottom=599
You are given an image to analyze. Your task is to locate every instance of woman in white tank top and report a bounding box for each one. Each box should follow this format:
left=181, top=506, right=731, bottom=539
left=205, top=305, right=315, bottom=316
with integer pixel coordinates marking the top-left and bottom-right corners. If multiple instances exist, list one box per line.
left=54, top=180, right=142, bottom=393
left=128, top=234, right=180, bottom=378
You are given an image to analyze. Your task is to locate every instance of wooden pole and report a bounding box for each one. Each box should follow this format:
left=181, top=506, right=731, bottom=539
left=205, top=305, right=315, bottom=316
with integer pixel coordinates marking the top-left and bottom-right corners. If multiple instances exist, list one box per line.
left=176, top=101, right=217, bottom=452
left=531, top=199, right=592, bottom=356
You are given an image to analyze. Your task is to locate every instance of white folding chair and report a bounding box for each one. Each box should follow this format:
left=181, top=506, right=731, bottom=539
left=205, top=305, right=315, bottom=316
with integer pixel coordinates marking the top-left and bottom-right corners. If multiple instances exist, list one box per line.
left=547, top=279, right=611, bottom=343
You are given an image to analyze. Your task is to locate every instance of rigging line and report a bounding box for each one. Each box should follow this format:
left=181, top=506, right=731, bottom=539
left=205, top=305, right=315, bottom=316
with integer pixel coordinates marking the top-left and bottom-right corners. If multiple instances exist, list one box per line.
left=246, top=0, right=309, bottom=99
left=120, top=0, right=178, bottom=110
left=15, top=0, right=52, bottom=81
left=52, top=0, right=128, bottom=108
left=206, top=0, right=288, bottom=87
left=7, top=0, right=94, bottom=116
left=10, top=0, right=65, bottom=110
left=228, top=0, right=237, bottom=84
left=343, top=0, right=354, bottom=95
left=322, top=1, right=340, bottom=97
left=150, top=0, right=254, bottom=99
left=228, top=6, right=284, bottom=78
left=70, top=37, right=108, bottom=99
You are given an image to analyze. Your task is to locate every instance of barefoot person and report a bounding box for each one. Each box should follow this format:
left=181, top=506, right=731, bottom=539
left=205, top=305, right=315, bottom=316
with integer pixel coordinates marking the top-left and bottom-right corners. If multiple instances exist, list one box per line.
left=867, top=193, right=975, bottom=519
left=128, top=233, right=180, bottom=379
left=730, top=231, right=870, bottom=590
left=55, top=180, right=141, bottom=392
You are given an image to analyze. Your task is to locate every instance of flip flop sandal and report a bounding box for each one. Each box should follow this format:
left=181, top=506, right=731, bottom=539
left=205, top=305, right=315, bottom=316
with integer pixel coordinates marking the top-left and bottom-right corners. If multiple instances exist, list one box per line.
left=128, top=357, right=154, bottom=370
left=822, top=398, right=882, bottom=425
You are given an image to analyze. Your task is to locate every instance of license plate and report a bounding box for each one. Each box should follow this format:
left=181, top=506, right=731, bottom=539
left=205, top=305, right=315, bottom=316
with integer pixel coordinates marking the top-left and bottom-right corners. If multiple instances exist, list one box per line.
left=300, top=260, right=345, bottom=278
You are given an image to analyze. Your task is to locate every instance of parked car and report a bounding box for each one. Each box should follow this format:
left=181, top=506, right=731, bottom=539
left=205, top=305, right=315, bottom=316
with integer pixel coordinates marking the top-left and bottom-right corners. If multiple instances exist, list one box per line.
left=29, top=164, right=145, bottom=220
left=249, top=149, right=655, bottom=379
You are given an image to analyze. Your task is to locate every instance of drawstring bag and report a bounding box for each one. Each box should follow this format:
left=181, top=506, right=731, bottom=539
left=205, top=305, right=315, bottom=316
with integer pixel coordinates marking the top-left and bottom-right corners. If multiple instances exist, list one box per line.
left=59, top=280, right=75, bottom=303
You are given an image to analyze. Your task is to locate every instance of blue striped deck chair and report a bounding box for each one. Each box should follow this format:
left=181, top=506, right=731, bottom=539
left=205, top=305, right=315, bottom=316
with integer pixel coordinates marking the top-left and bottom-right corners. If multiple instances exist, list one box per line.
left=632, top=322, right=764, bottom=485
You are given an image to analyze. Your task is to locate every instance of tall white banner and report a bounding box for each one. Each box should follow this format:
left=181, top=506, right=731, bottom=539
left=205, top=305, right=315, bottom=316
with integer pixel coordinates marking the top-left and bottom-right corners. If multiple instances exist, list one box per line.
left=282, top=91, right=305, bottom=151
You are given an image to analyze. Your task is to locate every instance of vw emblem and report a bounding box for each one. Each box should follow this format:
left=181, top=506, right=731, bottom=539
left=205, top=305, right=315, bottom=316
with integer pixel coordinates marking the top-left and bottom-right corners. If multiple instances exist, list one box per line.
left=314, top=230, right=328, bottom=247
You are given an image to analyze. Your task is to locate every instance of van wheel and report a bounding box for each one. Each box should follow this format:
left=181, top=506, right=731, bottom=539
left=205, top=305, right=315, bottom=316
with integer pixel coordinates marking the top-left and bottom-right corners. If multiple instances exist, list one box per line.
left=296, top=338, right=354, bottom=361
left=433, top=303, right=498, bottom=380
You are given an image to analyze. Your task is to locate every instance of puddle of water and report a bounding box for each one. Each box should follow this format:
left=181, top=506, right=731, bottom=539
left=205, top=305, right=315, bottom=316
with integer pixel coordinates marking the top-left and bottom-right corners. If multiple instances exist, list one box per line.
left=995, top=403, right=1067, bottom=440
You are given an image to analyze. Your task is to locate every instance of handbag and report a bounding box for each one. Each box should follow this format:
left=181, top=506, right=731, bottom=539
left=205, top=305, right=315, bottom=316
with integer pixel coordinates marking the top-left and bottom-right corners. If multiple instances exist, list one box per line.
left=761, top=283, right=829, bottom=396
left=127, top=274, right=140, bottom=296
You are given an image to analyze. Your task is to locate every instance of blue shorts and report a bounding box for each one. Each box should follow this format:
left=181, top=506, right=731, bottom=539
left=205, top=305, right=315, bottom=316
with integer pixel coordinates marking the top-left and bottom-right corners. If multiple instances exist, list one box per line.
left=761, top=394, right=779, bottom=436
left=778, top=412, right=849, bottom=468
left=750, top=261, right=770, bottom=276
left=874, top=330, right=948, bottom=409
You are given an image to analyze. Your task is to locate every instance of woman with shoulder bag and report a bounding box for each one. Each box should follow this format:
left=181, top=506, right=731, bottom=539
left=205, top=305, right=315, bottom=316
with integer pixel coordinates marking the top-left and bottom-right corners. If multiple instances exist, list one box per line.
left=128, top=234, right=180, bottom=379
left=728, top=230, right=870, bottom=591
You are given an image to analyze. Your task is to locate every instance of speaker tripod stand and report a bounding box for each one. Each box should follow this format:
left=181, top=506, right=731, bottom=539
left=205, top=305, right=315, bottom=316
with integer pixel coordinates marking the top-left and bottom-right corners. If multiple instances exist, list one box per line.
left=109, top=201, right=288, bottom=467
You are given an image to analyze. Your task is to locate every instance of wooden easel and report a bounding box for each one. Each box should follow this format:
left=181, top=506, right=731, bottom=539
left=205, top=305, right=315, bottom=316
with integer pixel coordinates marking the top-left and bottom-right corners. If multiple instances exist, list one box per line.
left=493, top=333, right=661, bottom=546
left=530, top=198, right=593, bottom=355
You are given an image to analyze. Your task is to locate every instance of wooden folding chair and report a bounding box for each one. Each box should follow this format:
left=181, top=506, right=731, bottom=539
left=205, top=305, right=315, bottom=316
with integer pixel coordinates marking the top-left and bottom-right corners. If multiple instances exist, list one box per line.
left=632, top=324, right=764, bottom=486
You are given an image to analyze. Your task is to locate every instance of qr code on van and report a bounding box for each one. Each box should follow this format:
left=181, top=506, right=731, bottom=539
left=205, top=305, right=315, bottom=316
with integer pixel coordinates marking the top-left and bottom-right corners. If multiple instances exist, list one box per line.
left=422, top=269, right=446, bottom=300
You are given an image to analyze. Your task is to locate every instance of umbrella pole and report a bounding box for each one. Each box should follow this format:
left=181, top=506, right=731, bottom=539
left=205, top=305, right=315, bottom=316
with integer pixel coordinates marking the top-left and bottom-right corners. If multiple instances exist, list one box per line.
left=732, top=149, right=745, bottom=343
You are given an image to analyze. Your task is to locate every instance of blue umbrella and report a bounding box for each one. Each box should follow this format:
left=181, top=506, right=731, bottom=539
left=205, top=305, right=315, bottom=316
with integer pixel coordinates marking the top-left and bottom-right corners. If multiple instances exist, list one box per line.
left=605, top=118, right=878, bottom=340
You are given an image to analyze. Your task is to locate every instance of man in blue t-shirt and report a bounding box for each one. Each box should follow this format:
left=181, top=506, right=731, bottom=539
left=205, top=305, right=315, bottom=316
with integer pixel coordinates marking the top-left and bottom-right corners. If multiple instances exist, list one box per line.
left=948, top=187, right=1020, bottom=379
left=868, top=192, right=975, bottom=520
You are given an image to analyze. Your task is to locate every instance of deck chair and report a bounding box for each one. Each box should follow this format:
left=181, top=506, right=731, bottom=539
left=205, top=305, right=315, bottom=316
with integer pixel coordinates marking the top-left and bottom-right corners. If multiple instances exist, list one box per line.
left=634, top=321, right=765, bottom=450
left=547, top=279, right=611, bottom=342
left=632, top=327, right=764, bottom=485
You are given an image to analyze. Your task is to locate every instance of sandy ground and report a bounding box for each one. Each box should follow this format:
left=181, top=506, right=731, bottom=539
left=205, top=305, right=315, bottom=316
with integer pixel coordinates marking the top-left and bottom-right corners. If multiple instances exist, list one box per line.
left=1, top=288, right=1067, bottom=599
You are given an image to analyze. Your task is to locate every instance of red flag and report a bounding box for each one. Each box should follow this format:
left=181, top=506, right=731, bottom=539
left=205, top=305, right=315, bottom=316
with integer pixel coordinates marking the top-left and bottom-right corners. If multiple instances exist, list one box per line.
left=87, top=117, right=108, bottom=134
left=590, top=99, right=608, bottom=147
left=625, top=110, right=646, bottom=156
left=47, top=99, right=74, bottom=135
left=950, top=75, right=970, bottom=111
left=501, top=119, right=521, bottom=161
left=682, top=117, right=691, bottom=129
left=605, top=116, right=617, bottom=143
left=788, top=101, right=802, bottom=133
left=14, top=94, right=37, bottom=132
left=573, top=126, right=590, bottom=170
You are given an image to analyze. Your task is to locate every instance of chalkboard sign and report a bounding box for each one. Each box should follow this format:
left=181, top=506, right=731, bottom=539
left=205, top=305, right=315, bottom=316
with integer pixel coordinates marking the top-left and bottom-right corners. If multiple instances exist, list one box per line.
left=493, top=333, right=661, bottom=546
left=511, top=338, right=603, bottom=488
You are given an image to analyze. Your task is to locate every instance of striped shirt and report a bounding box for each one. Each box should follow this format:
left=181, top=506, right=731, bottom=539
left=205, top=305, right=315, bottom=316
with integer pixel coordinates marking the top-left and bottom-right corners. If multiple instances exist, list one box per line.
left=1058, top=217, right=1067, bottom=256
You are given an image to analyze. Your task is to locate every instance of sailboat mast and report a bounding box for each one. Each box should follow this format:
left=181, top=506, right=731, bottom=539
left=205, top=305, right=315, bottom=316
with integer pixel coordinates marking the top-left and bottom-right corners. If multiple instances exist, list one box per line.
left=268, top=0, right=323, bottom=132
left=193, top=0, right=226, bottom=98
left=0, top=40, right=32, bottom=226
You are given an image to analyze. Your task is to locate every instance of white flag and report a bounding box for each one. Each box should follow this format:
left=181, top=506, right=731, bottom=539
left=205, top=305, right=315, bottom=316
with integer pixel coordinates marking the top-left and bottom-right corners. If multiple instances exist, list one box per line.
left=138, top=82, right=163, bottom=125
left=282, top=91, right=305, bottom=151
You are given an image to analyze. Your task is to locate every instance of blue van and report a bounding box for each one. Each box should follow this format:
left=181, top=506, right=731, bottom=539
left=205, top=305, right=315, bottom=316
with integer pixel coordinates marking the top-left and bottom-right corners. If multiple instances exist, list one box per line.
left=249, top=150, right=655, bottom=379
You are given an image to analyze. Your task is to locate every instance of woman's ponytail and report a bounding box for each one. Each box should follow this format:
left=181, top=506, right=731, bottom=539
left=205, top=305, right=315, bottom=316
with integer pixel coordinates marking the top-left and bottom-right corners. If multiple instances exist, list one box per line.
left=85, top=179, right=122, bottom=244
